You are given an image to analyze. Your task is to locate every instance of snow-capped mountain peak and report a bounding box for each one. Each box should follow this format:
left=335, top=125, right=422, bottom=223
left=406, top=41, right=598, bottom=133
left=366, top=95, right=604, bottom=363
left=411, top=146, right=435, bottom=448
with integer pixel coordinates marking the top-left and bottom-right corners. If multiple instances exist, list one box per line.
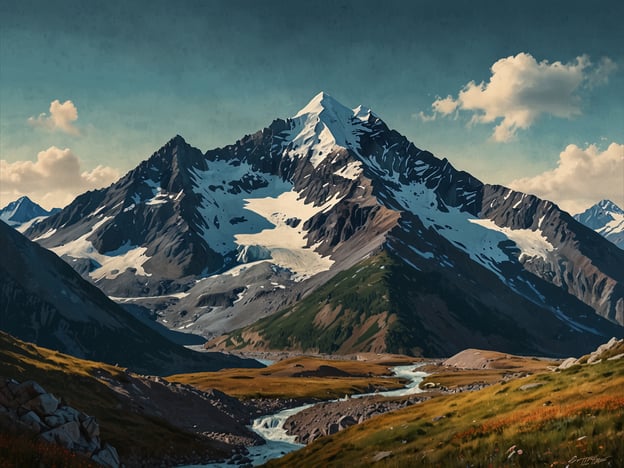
left=287, top=91, right=371, bottom=167
left=574, top=199, right=624, bottom=249
left=596, top=199, right=624, bottom=214
left=293, top=91, right=350, bottom=118
left=0, top=196, right=59, bottom=228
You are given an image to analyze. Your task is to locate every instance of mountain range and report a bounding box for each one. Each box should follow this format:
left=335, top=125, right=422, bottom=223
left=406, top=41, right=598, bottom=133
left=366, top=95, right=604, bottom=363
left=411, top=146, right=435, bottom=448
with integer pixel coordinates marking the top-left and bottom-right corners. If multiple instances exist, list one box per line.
left=20, top=92, right=624, bottom=357
left=0, top=196, right=60, bottom=229
left=574, top=199, right=624, bottom=250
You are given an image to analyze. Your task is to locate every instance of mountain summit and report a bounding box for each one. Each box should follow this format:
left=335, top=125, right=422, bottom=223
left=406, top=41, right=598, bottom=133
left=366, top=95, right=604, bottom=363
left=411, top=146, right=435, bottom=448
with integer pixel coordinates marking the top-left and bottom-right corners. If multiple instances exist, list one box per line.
left=0, top=196, right=59, bottom=228
left=288, top=91, right=372, bottom=167
left=574, top=200, right=624, bottom=249
left=24, top=93, right=623, bottom=356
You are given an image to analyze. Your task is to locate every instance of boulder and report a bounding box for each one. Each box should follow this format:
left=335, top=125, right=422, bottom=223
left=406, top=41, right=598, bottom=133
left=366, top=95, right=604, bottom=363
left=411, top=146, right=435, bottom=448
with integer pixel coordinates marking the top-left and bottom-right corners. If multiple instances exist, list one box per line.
left=44, top=414, right=65, bottom=427
left=557, top=357, right=578, bottom=370
left=20, top=410, right=42, bottom=431
left=0, top=383, right=14, bottom=407
left=12, top=380, right=46, bottom=404
left=81, top=416, right=100, bottom=439
left=92, top=443, right=120, bottom=468
left=308, top=427, right=323, bottom=443
left=24, top=393, right=59, bottom=416
left=518, top=383, right=543, bottom=391
left=372, top=451, right=393, bottom=462
left=1, top=378, right=118, bottom=466
left=596, top=337, right=620, bottom=354
left=54, top=405, right=81, bottom=424
left=325, top=423, right=339, bottom=435
left=338, top=415, right=357, bottom=430
left=40, top=421, right=81, bottom=449
left=75, top=436, right=100, bottom=457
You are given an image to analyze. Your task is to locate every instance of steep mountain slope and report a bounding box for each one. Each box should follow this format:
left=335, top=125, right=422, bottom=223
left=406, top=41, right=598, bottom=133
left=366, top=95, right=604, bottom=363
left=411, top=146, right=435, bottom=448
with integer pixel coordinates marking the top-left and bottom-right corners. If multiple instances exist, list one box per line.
left=0, top=221, right=261, bottom=375
left=24, top=92, right=624, bottom=355
left=0, top=196, right=59, bottom=228
left=209, top=251, right=623, bottom=357
left=574, top=199, right=624, bottom=249
left=0, top=331, right=260, bottom=466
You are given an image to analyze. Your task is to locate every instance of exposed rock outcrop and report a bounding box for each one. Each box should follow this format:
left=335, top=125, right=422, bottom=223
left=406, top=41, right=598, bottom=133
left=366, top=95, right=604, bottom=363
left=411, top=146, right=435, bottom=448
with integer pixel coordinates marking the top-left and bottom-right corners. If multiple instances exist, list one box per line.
left=557, top=337, right=624, bottom=369
left=0, top=377, right=119, bottom=467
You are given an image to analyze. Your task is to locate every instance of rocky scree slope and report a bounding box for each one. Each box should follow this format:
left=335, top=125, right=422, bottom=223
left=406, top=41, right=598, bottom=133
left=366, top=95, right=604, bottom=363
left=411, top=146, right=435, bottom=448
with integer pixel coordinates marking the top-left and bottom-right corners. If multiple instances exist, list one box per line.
left=0, top=331, right=263, bottom=467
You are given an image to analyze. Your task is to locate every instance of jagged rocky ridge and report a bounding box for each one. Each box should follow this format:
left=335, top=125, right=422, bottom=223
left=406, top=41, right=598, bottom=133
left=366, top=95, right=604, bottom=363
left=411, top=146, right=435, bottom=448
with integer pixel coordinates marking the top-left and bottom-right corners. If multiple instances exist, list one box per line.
left=23, top=92, right=624, bottom=356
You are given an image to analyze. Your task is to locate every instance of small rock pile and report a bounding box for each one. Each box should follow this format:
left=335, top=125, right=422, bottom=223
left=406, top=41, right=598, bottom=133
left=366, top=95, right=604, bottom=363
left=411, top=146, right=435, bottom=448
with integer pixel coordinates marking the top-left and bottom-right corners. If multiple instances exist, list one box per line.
left=558, top=337, right=624, bottom=370
left=0, top=377, right=119, bottom=467
left=284, top=395, right=428, bottom=444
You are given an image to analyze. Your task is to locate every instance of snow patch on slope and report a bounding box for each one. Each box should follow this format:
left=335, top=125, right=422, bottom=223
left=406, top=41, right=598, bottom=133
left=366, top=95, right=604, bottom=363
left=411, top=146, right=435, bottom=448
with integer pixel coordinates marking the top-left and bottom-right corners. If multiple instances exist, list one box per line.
left=191, top=158, right=340, bottom=279
left=50, top=217, right=152, bottom=281
left=334, top=161, right=363, bottom=180
left=22, top=217, right=52, bottom=236
left=597, top=212, right=624, bottom=238
left=385, top=176, right=555, bottom=281
left=235, top=190, right=341, bottom=281
left=468, top=219, right=554, bottom=260
left=190, top=160, right=292, bottom=256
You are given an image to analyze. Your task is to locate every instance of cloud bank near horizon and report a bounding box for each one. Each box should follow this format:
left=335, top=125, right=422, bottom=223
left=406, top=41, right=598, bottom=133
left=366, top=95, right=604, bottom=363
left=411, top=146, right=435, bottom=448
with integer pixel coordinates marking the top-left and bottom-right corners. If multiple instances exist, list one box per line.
left=509, top=142, right=624, bottom=214
left=0, top=146, right=119, bottom=210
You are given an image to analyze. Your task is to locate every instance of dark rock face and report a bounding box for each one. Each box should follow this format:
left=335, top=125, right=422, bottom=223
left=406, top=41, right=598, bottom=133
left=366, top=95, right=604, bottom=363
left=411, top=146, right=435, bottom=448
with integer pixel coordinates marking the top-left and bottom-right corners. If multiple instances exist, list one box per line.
left=26, top=136, right=223, bottom=296
left=480, top=186, right=624, bottom=325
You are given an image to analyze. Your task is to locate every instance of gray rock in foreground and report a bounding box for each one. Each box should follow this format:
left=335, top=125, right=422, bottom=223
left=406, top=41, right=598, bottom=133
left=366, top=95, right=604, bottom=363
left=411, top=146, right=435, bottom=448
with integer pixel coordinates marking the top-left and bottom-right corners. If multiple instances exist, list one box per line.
left=0, top=377, right=119, bottom=467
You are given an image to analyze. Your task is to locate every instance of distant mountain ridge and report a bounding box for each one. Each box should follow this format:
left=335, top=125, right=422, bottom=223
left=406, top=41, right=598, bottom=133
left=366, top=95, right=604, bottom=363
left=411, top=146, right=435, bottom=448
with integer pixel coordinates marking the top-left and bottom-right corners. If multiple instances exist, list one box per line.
left=0, top=196, right=60, bottom=228
left=23, top=92, right=624, bottom=357
left=574, top=200, right=624, bottom=249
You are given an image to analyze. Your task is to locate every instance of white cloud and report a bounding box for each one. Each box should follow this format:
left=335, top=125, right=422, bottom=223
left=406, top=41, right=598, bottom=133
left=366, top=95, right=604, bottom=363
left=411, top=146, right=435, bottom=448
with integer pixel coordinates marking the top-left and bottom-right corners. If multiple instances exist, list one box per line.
left=509, top=142, right=624, bottom=214
left=432, top=95, right=459, bottom=115
left=0, top=147, right=119, bottom=210
left=28, top=99, right=81, bottom=135
left=419, top=53, right=617, bottom=142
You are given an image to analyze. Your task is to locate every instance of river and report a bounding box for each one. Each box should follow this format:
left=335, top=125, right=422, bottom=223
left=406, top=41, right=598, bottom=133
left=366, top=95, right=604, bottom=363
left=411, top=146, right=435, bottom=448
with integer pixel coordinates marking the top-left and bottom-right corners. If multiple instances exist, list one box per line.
left=181, top=363, right=428, bottom=467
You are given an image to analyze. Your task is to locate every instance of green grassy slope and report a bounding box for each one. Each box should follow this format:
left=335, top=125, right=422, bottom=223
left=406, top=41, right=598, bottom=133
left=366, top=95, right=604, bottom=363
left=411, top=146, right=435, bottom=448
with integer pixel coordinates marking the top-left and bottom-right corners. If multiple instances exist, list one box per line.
left=0, top=331, right=228, bottom=465
left=267, top=357, right=624, bottom=467
left=209, top=251, right=530, bottom=356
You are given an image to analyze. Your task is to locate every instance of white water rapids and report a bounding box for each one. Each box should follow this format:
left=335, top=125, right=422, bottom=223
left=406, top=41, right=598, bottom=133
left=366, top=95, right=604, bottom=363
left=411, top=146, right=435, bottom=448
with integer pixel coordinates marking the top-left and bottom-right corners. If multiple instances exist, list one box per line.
left=181, top=364, right=428, bottom=467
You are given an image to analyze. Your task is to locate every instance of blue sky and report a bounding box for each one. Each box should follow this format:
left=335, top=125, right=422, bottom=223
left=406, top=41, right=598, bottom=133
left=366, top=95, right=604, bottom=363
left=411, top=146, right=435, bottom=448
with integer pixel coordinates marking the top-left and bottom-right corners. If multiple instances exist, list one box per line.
left=1, top=0, right=622, bottom=211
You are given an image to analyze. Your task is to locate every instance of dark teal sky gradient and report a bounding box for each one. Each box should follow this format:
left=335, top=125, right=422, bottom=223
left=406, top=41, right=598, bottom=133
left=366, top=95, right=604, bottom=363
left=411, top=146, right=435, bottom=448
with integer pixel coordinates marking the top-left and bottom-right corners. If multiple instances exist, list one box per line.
left=1, top=0, right=622, bottom=197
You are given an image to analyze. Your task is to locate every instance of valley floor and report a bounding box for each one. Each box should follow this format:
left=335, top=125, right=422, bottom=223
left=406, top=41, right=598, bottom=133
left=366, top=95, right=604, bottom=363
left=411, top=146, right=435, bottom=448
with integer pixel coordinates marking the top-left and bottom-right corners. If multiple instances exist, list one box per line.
left=3, top=332, right=623, bottom=468
left=174, top=344, right=624, bottom=467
